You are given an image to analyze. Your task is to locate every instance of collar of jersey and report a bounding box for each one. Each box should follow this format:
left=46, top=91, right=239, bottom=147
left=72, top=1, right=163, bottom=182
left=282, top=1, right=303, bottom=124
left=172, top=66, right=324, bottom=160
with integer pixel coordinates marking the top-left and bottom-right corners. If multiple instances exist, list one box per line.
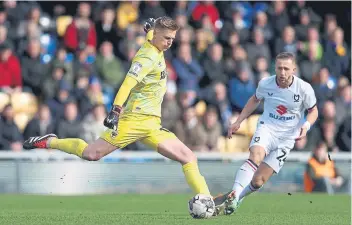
left=146, top=40, right=162, bottom=54
left=276, top=76, right=295, bottom=89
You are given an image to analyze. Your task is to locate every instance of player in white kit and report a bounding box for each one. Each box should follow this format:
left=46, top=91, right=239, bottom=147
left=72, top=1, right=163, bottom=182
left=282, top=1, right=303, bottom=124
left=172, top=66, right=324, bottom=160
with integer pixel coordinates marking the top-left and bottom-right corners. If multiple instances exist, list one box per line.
left=214, top=52, right=319, bottom=215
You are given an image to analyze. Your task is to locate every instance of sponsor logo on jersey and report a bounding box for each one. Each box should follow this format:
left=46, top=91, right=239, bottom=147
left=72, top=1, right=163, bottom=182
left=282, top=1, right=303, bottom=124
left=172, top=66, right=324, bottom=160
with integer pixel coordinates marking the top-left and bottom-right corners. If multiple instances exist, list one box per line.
left=269, top=113, right=295, bottom=121
left=276, top=105, right=287, bottom=115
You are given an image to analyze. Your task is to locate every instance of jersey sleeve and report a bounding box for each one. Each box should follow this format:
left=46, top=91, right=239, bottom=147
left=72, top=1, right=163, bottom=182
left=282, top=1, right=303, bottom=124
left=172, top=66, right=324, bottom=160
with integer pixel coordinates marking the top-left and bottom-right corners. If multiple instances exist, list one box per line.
left=127, top=56, right=154, bottom=83
left=255, top=79, right=266, bottom=100
left=303, top=83, right=317, bottom=110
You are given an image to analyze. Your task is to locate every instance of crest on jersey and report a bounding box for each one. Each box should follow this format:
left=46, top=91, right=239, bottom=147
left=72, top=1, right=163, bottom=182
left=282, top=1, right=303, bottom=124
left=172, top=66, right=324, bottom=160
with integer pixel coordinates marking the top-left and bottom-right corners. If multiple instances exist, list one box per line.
left=293, top=94, right=300, bottom=102
left=128, top=62, right=142, bottom=76
left=254, top=137, right=260, bottom=142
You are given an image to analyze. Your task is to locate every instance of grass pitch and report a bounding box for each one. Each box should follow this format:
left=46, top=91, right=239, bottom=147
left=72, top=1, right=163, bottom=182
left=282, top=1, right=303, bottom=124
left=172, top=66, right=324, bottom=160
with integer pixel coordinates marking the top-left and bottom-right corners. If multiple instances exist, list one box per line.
left=0, top=193, right=349, bottom=225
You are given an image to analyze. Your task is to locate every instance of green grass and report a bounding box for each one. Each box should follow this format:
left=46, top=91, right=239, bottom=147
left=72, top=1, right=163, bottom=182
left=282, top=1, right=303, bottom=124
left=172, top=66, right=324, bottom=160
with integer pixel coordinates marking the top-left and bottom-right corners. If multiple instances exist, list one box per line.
left=0, top=193, right=350, bottom=225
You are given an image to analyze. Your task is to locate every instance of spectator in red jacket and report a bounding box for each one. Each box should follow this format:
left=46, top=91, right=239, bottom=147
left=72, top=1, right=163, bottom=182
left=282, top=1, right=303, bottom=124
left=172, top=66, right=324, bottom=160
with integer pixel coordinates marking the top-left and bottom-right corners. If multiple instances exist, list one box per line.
left=64, top=2, right=96, bottom=54
left=192, top=1, right=220, bottom=31
left=0, top=42, right=22, bottom=94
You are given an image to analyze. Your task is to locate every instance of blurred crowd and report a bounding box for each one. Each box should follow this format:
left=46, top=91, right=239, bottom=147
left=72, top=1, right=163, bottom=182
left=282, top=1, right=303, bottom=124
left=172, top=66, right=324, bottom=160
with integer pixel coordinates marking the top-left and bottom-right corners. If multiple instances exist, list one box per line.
left=0, top=1, right=350, bottom=153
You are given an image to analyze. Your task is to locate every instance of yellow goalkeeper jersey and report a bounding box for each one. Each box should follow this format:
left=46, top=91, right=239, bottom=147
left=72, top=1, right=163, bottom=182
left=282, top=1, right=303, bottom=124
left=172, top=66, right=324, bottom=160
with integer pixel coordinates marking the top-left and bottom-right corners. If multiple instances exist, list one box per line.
left=123, top=39, right=167, bottom=117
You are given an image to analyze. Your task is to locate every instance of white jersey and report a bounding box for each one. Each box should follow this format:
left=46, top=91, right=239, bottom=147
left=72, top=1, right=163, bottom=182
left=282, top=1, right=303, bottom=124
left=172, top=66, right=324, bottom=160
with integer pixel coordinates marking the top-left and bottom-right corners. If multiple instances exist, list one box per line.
left=255, top=75, right=316, bottom=139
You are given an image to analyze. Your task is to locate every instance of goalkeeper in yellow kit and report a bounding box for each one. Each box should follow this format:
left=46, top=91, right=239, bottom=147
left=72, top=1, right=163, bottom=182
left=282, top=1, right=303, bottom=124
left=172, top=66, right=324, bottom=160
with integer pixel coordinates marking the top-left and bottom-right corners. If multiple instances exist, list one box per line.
left=23, top=17, right=212, bottom=197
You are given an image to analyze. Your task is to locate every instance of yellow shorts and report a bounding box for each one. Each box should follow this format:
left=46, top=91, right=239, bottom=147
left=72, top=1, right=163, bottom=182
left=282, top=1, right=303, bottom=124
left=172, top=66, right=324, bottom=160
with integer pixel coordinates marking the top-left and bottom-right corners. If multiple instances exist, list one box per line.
left=100, top=113, right=177, bottom=150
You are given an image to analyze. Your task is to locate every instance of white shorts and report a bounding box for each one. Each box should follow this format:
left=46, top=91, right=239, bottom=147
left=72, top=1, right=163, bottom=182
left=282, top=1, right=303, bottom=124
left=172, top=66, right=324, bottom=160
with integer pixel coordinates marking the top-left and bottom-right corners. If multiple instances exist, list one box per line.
left=249, top=125, right=295, bottom=173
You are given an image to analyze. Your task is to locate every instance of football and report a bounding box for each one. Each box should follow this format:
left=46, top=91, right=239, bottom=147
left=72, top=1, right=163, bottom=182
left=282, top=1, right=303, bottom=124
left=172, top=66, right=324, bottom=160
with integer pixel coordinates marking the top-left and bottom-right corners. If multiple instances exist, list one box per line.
left=188, top=194, right=215, bottom=219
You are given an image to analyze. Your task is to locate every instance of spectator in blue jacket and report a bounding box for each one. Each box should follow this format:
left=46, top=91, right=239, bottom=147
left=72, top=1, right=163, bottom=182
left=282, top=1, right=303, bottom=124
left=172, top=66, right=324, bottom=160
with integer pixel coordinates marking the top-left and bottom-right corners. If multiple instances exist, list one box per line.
left=172, top=43, right=203, bottom=92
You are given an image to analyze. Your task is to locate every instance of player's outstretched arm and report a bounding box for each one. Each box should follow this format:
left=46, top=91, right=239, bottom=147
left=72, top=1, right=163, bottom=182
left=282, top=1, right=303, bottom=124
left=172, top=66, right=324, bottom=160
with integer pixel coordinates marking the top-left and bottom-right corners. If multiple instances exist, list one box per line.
left=228, top=95, right=261, bottom=138
left=103, top=76, right=138, bottom=131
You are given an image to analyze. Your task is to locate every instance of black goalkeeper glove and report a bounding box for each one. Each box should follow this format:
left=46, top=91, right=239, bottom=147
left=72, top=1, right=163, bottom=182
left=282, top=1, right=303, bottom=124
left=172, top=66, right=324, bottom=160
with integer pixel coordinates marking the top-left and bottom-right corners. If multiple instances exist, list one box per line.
left=103, top=105, right=122, bottom=131
left=144, top=18, right=156, bottom=33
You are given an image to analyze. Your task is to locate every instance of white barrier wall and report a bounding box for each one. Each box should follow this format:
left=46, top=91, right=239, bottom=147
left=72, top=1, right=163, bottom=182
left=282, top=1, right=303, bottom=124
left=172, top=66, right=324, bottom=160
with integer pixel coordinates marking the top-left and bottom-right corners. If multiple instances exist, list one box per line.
left=0, top=151, right=350, bottom=195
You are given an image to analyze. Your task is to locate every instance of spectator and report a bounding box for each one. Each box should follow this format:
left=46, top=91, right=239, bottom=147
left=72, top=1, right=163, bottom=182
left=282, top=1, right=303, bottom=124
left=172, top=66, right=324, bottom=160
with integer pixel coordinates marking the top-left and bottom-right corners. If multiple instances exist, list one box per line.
left=161, top=81, right=181, bottom=133
left=82, top=104, right=106, bottom=143
left=0, top=25, right=14, bottom=50
left=304, top=141, right=345, bottom=193
left=289, top=0, right=322, bottom=25
left=73, top=48, right=98, bottom=77
left=203, top=106, right=222, bottom=151
left=16, top=21, right=42, bottom=57
left=191, top=1, right=219, bottom=31
left=268, top=1, right=290, bottom=36
left=298, top=27, right=323, bottom=61
left=47, top=80, right=73, bottom=121
left=174, top=107, right=207, bottom=152
left=192, top=28, right=213, bottom=60
left=172, top=43, right=203, bottom=92
left=23, top=104, right=55, bottom=140
left=299, top=42, right=322, bottom=82
left=219, top=8, right=249, bottom=44
left=199, top=43, right=227, bottom=88
left=334, top=85, right=351, bottom=127
left=0, top=42, right=22, bottom=94
left=323, top=14, right=338, bottom=45
left=253, top=56, right=270, bottom=83
left=253, top=11, right=274, bottom=42
left=95, top=41, right=125, bottom=91
left=274, top=25, right=298, bottom=56
left=21, top=39, right=49, bottom=96
left=64, top=2, right=97, bottom=53
left=323, top=27, right=350, bottom=78
left=0, top=104, right=23, bottom=151
left=16, top=6, right=44, bottom=40
left=95, top=5, right=120, bottom=53
left=229, top=63, right=256, bottom=112
left=116, top=1, right=139, bottom=31
left=294, top=9, right=312, bottom=41
left=312, top=68, right=336, bottom=111
left=245, top=28, right=271, bottom=68
left=42, top=62, right=67, bottom=100
left=336, top=115, right=351, bottom=152
left=49, top=47, right=74, bottom=85
left=140, top=1, right=166, bottom=21
left=56, top=101, right=82, bottom=139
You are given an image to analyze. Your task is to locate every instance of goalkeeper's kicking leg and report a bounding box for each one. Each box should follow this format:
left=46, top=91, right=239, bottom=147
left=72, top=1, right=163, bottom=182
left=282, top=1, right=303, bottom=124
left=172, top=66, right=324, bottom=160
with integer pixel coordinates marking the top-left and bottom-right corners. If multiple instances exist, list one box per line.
left=23, top=134, right=117, bottom=161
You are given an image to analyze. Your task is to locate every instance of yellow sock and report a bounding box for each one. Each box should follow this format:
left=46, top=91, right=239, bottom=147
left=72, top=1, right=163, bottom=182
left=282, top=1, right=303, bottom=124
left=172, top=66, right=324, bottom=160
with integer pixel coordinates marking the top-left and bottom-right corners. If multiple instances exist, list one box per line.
left=49, top=138, right=88, bottom=158
left=182, top=161, right=211, bottom=195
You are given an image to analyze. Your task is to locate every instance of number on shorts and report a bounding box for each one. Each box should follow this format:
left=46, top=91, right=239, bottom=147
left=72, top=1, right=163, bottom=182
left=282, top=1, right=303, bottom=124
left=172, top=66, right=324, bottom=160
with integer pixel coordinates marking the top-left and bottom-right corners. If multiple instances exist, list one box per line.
left=276, top=149, right=287, bottom=163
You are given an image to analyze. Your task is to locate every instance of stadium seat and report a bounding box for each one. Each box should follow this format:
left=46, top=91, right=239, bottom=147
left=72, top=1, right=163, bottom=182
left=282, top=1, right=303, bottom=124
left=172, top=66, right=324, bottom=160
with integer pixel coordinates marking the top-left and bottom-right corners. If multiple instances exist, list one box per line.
left=14, top=112, right=31, bottom=132
left=247, top=114, right=260, bottom=137
left=195, top=100, right=207, bottom=117
left=226, top=134, right=251, bottom=153
left=217, top=136, right=227, bottom=153
left=56, top=15, right=73, bottom=37
left=11, top=92, right=38, bottom=116
left=0, top=92, right=10, bottom=112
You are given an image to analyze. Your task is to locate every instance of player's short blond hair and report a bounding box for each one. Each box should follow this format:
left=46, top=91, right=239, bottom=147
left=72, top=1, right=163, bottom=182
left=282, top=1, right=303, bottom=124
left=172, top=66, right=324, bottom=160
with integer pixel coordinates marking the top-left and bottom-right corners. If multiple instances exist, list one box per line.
left=155, top=16, right=179, bottom=31
left=276, top=52, right=296, bottom=64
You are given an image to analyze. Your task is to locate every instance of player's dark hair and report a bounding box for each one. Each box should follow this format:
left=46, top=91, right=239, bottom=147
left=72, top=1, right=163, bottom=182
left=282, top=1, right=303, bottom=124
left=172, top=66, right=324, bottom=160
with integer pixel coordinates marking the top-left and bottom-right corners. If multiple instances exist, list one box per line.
left=276, top=52, right=296, bottom=64
left=155, top=16, right=179, bottom=31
